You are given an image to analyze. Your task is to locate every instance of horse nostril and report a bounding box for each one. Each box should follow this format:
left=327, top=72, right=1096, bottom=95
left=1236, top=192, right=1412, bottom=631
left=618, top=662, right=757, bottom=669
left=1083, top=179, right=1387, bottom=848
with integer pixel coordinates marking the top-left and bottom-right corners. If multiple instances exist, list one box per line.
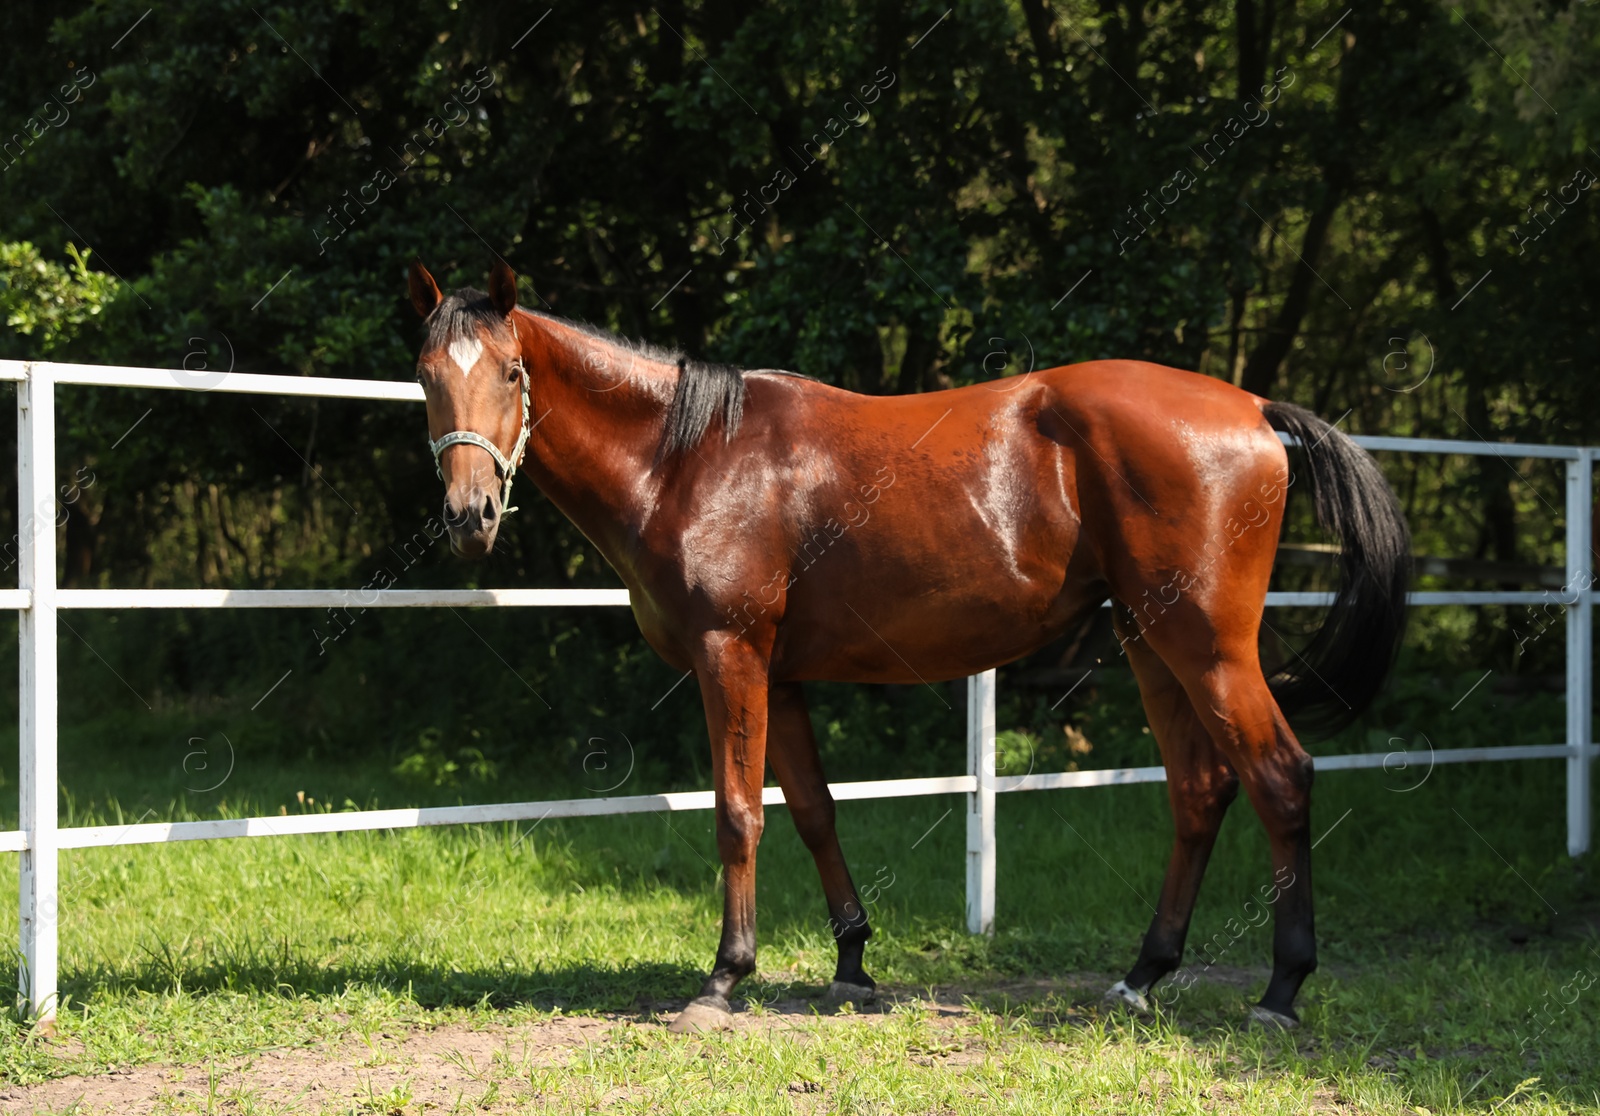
left=443, top=499, right=470, bottom=528
left=482, top=495, right=497, bottom=523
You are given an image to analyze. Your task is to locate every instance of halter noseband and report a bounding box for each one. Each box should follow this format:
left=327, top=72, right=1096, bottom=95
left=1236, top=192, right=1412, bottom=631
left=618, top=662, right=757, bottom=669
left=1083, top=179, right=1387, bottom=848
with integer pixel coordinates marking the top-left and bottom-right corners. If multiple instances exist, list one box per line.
left=427, top=356, right=532, bottom=515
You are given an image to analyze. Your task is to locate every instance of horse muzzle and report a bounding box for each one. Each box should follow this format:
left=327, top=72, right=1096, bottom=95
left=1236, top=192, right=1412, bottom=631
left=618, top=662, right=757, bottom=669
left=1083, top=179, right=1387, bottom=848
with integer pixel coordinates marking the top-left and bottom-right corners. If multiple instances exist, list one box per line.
left=443, top=485, right=501, bottom=558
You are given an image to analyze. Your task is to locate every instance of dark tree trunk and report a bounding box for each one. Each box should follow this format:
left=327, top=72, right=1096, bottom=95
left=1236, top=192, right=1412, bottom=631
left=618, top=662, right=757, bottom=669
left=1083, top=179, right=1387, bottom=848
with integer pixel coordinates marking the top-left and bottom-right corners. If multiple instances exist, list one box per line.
left=1238, top=189, right=1344, bottom=397
left=1019, top=0, right=1062, bottom=71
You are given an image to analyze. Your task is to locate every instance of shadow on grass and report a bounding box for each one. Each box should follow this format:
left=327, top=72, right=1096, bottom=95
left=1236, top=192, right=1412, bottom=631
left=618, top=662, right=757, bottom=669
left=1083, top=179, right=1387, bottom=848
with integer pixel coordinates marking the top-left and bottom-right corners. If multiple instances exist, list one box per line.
left=29, top=958, right=710, bottom=1015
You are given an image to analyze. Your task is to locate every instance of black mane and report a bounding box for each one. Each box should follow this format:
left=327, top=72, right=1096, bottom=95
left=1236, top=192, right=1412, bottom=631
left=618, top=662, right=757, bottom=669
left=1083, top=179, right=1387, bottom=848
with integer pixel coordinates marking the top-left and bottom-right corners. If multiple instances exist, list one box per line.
left=533, top=311, right=746, bottom=458
left=423, top=292, right=750, bottom=459
left=661, top=357, right=746, bottom=457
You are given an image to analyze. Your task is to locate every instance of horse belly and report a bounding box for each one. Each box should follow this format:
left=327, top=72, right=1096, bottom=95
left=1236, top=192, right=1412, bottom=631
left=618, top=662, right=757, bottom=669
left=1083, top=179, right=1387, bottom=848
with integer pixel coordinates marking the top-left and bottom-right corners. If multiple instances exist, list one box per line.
left=770, top=516, right=1100, bottom=684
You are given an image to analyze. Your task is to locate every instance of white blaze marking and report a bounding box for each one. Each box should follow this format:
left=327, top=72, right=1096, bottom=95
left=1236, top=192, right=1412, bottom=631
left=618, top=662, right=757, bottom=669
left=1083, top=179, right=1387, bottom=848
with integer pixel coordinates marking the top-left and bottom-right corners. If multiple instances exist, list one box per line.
left=447, top=337, right=484, bottom=378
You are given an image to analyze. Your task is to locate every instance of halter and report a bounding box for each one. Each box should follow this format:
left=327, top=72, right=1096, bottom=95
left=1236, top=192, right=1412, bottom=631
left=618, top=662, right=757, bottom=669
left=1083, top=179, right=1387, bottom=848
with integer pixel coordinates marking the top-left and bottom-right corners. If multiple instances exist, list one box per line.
left=427, top=356, right=532, bottom=515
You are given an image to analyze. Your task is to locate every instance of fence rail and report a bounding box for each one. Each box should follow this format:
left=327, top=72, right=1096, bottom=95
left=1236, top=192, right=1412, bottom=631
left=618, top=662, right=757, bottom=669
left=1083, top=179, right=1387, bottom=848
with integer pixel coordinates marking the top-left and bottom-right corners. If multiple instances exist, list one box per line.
left=1, top=359, right=1592, bottom=1024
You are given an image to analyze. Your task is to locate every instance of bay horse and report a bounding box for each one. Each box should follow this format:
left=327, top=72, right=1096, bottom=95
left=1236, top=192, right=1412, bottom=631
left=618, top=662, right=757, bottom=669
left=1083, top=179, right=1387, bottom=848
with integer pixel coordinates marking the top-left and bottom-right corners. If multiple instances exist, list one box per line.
left=407, top=259, right=1409, bottom=1032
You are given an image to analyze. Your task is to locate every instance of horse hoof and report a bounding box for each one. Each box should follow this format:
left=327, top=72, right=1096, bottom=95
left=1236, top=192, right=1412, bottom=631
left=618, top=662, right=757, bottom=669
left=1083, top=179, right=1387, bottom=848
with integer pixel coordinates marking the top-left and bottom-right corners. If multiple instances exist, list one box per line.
left=668, top=996, right=734, bottom=1033
left=1104, top=979, right=1150, bottom=1013
left=824, top=981, right=877, bottom=1008
left=1247, top=1004, right=1299, bottom=1030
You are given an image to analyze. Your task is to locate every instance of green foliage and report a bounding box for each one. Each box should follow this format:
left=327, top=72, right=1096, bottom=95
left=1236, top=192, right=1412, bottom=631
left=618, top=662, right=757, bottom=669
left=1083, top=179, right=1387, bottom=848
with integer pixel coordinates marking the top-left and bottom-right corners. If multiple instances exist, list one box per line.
left=392, top=726, right=499, bottom=788
left=0, top=0, right=1589, bottom=675
left=0, top=2, right=1586, bottom=691
left=0, top=240, right=117, bottom=357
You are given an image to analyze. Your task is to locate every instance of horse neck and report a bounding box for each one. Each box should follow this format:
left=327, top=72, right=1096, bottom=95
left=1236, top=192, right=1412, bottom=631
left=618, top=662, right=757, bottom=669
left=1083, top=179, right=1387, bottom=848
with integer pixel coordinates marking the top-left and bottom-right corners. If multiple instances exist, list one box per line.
left=512, top=313, right=673, bottom=551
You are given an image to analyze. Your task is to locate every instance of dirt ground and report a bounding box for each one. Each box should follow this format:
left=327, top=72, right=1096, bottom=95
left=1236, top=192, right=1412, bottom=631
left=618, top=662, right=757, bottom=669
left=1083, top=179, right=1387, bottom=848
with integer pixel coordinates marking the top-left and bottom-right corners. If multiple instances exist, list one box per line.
left=0, top=978, right=1116, bottom=1115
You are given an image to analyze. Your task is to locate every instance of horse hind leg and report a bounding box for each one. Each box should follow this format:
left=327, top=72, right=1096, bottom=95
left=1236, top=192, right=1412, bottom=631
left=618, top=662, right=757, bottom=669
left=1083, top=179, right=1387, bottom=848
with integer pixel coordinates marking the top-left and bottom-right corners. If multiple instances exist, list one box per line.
left=1106, top=609, right=1241, bottom=1011
left=1238, top=701, right=1317, bottom=1026
left=1152, top=625, right=1319, bottom=1026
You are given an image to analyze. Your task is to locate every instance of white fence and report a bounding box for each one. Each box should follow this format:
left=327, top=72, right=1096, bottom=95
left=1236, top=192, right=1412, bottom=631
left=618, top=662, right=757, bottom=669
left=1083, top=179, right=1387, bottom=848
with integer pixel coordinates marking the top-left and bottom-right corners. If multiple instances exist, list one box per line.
left=0, top=359, right=1592, bottom=1022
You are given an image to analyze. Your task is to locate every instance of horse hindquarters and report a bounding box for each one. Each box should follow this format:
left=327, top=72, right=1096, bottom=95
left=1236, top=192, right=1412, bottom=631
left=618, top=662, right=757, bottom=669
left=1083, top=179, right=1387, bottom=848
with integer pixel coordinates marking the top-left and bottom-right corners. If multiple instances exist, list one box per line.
left=1109, top=404, right=1407, bottom=1023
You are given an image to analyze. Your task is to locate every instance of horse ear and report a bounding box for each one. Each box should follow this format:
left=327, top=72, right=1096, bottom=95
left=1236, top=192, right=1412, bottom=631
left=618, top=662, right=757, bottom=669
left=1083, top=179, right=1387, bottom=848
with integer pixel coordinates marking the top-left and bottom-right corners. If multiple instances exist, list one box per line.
left=488, top=258, right=518, bottom=317
left=409, top=260, right=442, bottom=318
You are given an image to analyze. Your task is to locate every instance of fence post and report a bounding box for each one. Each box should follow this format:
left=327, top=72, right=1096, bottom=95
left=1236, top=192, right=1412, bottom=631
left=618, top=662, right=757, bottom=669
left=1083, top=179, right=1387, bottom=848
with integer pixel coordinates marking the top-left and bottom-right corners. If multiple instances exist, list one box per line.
left=1567, top=448, right=1593, bottom=858
left=17, top=363, right=58, bottom=1023
left=966, top=669, right=996, bottom=935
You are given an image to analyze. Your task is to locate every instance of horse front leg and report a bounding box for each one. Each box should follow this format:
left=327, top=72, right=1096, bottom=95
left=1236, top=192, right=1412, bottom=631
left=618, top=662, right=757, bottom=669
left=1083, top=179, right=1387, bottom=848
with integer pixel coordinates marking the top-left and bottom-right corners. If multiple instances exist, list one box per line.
left=668, top=633, right=770, bottom=1033
left=766, top=681, right=875, bottom=1004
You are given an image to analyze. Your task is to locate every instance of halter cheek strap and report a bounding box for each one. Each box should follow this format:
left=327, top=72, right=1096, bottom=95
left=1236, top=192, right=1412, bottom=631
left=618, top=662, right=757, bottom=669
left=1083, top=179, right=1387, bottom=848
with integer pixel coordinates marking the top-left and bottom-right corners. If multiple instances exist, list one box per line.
left=427, top=357, right=532, bottom=515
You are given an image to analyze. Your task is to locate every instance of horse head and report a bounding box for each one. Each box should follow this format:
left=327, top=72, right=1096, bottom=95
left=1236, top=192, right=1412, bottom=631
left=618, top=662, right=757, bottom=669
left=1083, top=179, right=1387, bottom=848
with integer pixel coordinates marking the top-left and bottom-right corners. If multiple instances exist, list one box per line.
left=408, top=258, right=529, bottom=558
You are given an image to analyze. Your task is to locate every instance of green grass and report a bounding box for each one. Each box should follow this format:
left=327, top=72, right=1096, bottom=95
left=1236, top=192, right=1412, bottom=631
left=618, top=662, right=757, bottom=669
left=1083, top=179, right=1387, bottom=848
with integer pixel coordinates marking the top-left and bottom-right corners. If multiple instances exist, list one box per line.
left=0, top=741, right=1596, bottom=1112
left=0, top=652, right=1588, bottom=1111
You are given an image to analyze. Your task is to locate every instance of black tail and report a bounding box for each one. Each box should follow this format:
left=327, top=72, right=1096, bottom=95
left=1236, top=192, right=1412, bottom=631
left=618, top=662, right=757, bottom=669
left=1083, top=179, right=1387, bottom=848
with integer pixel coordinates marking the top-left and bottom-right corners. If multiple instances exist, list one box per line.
left=1262, top=401, right=1411, bottom=738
